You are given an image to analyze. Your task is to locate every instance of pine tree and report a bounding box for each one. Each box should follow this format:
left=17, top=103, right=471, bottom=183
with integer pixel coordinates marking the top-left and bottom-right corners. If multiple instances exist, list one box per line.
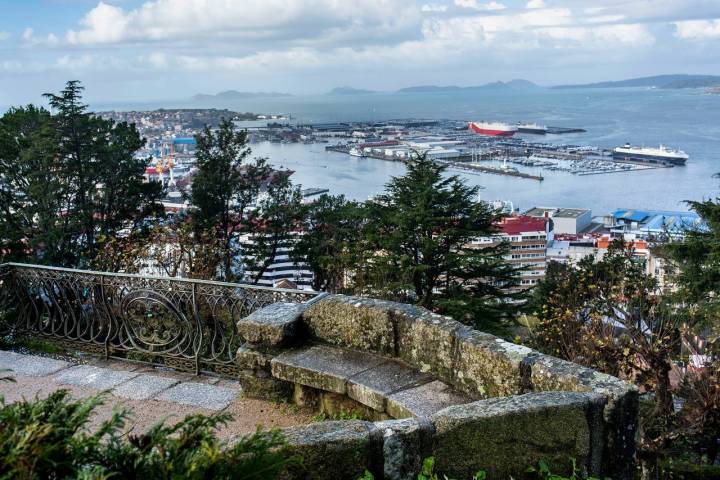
left=242, top=172, right=304, bottom=284
left=188, top=119, right=270, bottom=280
left=292, top=194, right=365, bottom=292
left=359, top=154, right=523, bottom=331
left=0, top=81, right=162, bottom=267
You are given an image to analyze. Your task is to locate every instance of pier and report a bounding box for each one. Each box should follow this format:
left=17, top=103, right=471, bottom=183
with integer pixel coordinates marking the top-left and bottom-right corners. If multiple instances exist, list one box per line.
left=445, top=162, right=544, bottom=181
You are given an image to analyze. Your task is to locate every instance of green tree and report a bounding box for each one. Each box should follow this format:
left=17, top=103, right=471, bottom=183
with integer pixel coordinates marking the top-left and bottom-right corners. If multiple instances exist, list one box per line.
left=358, top=154, right=522, bottom=331
left=531, top=241, right=680, bottom=415
left=529, top=241, right=689, bottom=478
left=242, top=172, right=304, bottom=284
left=43, top=80, right=163, bottom=266
left=188, top=119, right=270, bottom=280
left=292, top=194, right=365, bottom=292
left=0, top=81, right=161, bottom=267
left=0, top=105, right=61, bottom=262
left=661, top=198, right=720, bottom=332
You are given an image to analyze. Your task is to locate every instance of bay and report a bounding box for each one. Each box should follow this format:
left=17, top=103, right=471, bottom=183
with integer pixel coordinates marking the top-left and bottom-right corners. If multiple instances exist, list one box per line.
left=92, top=87, right=720, bottom=215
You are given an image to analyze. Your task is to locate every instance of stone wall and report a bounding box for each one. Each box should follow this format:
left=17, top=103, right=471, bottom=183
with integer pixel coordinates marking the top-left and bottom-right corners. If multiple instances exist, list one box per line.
left=235, top=294, right=639, bottom=480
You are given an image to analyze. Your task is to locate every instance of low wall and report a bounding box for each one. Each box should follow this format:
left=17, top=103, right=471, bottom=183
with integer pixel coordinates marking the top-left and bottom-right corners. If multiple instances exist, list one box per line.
left=235, top=294, right=638, bottom=480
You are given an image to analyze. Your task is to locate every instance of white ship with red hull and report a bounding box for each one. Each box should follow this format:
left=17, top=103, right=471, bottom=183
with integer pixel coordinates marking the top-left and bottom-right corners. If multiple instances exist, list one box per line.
left=468, top=121, right=517, bottom=137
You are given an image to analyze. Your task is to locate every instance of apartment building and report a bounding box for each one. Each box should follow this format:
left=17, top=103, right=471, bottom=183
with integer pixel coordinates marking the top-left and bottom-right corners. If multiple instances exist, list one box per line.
left=470, top=215, right=551, bottom=291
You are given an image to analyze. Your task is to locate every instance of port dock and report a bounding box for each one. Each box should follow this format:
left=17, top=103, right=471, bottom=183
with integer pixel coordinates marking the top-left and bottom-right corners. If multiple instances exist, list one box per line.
left=444, top=161, right=544, bottom=181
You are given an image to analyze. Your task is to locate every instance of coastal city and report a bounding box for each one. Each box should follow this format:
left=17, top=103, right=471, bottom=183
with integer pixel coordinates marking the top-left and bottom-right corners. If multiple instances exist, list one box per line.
left=105, top=108, right=700, bottom=291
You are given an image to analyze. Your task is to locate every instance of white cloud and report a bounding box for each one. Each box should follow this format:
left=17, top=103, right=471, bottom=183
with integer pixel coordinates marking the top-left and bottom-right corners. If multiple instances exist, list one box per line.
left=454, top=0, right=506, bottom=11
left=22, top=27, right=60, bottom=46
left=4, top=0, right=718, bottom=95
left=64, top=0, right=419, bottom=47
left=422, top=4, right=448, bottom=13
left=674, top=19, right=720, bottom=39
left=539, top=24, right=654, bottom=46
left=420, top=7, right=654, bottom=51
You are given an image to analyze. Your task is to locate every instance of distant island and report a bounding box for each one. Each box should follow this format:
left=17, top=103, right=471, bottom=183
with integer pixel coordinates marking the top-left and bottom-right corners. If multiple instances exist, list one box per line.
left=553, top=74, right=720, bottom=90
left=192, top=90, right=293, bottom=101
left=327, top=86, right=377, bottom=95
left=397, top=79, right=538, bottom=93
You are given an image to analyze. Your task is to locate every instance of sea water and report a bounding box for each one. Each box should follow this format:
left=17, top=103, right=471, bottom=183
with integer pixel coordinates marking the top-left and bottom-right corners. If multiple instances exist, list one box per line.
left=92, top=87, right=720, bottom=215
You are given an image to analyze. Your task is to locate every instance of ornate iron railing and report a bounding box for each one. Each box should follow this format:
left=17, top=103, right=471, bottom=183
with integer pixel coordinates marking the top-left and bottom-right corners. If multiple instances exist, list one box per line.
left=0, top=263, right=322, bottom=376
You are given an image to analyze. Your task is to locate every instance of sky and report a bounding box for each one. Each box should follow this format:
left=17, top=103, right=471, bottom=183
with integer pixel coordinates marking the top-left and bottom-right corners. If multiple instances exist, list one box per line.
left=1, top=0, right=720, bottom=103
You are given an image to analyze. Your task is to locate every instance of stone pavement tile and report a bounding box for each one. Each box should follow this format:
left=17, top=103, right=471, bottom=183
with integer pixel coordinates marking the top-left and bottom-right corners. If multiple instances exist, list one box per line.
left=54, top=365, right=139, bottom=390
left=0, top=350, right=70, bottom=377
left=85, top=358, right=146, bottom=372
left=156, top=382, right=239, bottom=410
left=135, top=366, right=198, bottom=383
left=111, top=374, right=179, bottom=400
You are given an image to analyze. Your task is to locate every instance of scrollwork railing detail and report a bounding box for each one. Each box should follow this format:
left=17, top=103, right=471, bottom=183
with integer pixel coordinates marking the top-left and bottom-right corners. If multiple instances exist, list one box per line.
left=0, top=263, right=319, bottom=375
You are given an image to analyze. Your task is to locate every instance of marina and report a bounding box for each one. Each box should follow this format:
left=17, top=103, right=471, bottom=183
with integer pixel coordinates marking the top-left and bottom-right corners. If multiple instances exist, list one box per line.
left=312, top=119, right=678, bottom=180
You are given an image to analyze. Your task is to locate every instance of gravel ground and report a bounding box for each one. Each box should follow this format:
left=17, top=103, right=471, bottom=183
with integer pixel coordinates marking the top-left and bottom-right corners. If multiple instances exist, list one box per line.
left=0, top=361, right=313, bottom=439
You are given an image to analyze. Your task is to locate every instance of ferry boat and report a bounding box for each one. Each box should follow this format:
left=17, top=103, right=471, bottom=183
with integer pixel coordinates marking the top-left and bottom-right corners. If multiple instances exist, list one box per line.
left=468, top=121, right=517, bottom=137
left=612, top=144, right=688, bottom=166
left=517, top=122, right=548, bottom=134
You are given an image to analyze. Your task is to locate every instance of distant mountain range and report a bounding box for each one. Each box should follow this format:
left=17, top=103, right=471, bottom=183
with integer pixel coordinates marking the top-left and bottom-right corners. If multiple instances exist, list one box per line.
left=192, top=75, right=720, bottom=100
left=192, top=90, right=293, bottom=101
left=553, top=74, right=720, bottom=90
left=396, top=79, right=539, bottom=93
left=327, top=86, right=377, bottom=95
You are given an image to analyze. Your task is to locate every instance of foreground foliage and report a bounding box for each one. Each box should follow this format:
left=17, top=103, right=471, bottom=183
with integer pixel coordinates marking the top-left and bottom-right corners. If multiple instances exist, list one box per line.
left=0, top=390, right=292, bottom=480
left=529, top=195, right=720, bottom=478
left=358, top=457, right=596, bottom=480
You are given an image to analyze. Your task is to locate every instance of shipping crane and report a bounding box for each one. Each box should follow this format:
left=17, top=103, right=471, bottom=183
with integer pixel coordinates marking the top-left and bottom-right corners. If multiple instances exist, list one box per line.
left=156, top=141, right=176, bottom=187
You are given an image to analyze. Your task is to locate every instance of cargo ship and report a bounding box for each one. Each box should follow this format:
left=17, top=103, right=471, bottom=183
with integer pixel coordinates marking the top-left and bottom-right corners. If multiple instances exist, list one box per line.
left=612, top=143, right=688, bottom=166
left=468, top=121, right=517, bottom=137
left=517, top=122, right=548, bottom=134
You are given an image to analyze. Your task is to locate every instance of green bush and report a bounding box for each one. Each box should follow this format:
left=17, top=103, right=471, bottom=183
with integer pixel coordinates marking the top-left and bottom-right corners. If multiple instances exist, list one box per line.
left=0, top=389, right=294, bottom=479
left=358, top=457, right=604, bottom=480
left=659, top=460, right=720, bottom=480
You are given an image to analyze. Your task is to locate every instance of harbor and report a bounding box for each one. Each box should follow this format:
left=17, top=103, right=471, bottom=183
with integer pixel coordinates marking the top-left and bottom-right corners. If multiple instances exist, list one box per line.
left=311, top=119, right=678, bottom=180
left=100, top=106, right=702, bottom=215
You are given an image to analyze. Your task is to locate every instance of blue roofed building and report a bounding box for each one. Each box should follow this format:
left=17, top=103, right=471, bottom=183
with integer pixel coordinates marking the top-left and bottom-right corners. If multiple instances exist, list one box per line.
left=608, top=208, right=705, bottom=238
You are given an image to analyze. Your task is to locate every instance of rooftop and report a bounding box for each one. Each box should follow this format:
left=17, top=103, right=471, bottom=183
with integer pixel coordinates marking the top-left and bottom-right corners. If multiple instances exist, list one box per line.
left=611, top=208, right=705, bottom=232
left=524, top=206, right=591, bottom=219
left=524, top=206, right=556, bottom=218
left=497, top=215, right=547, bottom=235
left=555, top=208, right=591, bottom=219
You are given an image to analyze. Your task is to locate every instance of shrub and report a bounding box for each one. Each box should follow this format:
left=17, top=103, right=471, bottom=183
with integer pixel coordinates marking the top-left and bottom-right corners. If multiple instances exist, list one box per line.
left=0, top=389, right=294, bottom=480
left=358, top=457, right=602, bottom=480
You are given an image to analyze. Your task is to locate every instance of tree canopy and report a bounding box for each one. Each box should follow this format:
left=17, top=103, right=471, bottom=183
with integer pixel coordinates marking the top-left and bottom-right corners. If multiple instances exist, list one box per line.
left=0, top=81, right=163, bottom=267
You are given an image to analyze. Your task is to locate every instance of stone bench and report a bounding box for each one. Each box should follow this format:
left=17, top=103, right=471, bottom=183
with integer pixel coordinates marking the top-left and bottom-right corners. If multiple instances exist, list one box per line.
left=235, top=295, right=639, bottom=479
left=271, top=345, right=470, bottom=419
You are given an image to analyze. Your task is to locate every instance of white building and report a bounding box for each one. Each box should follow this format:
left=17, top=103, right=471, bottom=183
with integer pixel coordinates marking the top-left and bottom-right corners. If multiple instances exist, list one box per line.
left=525, top=207, right=592, bottom=235
left=239, top=232, right=314, bottom=290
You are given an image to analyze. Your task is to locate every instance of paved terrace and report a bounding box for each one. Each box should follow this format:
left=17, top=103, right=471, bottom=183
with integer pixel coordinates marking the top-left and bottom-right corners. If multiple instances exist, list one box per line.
left=0, top=263, right=639, bottom=480
left=0, top=350, right=311, bottom=437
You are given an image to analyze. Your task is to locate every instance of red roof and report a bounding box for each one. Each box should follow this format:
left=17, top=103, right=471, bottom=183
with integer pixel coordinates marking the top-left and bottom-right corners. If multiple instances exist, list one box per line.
left=497, top=215, right=547, bottom=235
